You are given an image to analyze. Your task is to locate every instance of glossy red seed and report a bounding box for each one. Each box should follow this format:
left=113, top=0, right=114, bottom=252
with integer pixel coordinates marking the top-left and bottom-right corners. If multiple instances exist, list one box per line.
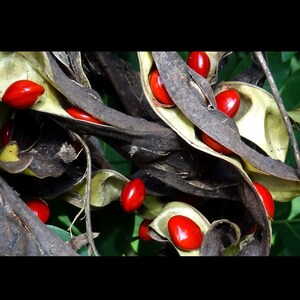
left=149, top=68, right=175, bottom=106
left=66, top=106, right=104, bottom=124
left=2, top=80, right=45, bottom=109
left=120, top=178, right=146, bottom=213
left=187, top=51, right=211, bottom=78
left=138, top=219, right=153, bottom=241
left=216, top=89, right=240, bottom=118
left=168, top=215, right=203, bottom=251
left=201, top=132, right=234, bottom=155
left=0, top=118, right=13, bottom=147
left=24, top=198, right=50, bottom=223
left=253, top=182, right=275, bottom=219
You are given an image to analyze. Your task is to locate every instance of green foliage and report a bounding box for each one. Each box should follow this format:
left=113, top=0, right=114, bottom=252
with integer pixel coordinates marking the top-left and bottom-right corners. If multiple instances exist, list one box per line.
left=272, top=197, right=300, bottom=255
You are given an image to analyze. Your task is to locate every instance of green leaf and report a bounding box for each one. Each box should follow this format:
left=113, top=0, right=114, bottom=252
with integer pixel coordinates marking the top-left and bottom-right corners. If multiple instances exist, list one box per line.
left=274, top=201, right=292, bottom=219
left=281, top=52, right=298, bottom=63
left=100, top=141, right=132, bottom=177
left=47, top=224, right=89, bottom=256
left=280, top=69, right=300, bottom=110
left=46, top=197, right=83, bottom=235
left=92, top=201, right=135, bottom=256
left=285, top=132, right=300, bottom=173
left=290, top=55, right=300, bottom=74
left=178, top=51, right=189, bottom=61
left=272, top=196, right=300, bottom=255
left=218, top=52, right=252, bottom=82
left=264, top=52, right=291, bottom=93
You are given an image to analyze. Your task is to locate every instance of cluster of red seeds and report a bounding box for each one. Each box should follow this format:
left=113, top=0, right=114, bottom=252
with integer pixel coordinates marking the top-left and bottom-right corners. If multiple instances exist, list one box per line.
left=0, top=65, right=275, bottom=252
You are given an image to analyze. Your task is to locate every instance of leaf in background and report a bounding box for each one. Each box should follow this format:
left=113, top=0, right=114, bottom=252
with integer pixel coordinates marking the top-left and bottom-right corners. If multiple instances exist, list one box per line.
left=178, top=52, right=189, bottom=61
left=281, top=52, right=298, bottom=63
left=47, top=224, right=89, bottom=256
left=47, top=198, right=83, bottom=236
left=272, top=196, right=300, bottom=255
left=92, top=201, right=135, bottom=256
left=263, top=52, right=291, bottom=94
left=290, top=55, right=300, bottom=74
left=218, top=52, right=252, bottom=82
left=280, top=69, right=300, bottom=111
left=288, top=107, right=300, bottom=124
left=232, top=52, right=267, bottom=87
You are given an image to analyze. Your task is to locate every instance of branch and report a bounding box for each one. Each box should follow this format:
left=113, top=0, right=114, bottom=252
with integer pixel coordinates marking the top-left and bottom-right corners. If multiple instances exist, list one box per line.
left=68, top=130, right=100, bottom=256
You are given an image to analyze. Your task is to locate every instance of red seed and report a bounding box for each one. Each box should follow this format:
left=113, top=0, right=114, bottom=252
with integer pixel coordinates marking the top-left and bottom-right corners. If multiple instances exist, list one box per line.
left=168, top=215, right=203, bottom=251
left=24, top=198, right=50, bottom=223
left=201, top=132, right=234, bottom=155
left=149, top=68, right=175, bottom=106
left=2, top=80, right=45, bottom=109
left=253, top=182, right=275, bottom=219
left=66, top=106, right=105, bottom=124
left=120, top=178, right=146, bottom=213
left=0, top=118, right=14, bottom=147
left=187, top=51, right=211, bottom=78
left=216, top=89, right=240, bottom=118
left=138, top=219, right=153, bottom=241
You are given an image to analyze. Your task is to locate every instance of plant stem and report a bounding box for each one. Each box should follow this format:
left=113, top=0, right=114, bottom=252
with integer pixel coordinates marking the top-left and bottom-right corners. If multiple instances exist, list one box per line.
left=254, top=51, right=300, bottom=178
left=69, top=130, right=100, bottom=256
